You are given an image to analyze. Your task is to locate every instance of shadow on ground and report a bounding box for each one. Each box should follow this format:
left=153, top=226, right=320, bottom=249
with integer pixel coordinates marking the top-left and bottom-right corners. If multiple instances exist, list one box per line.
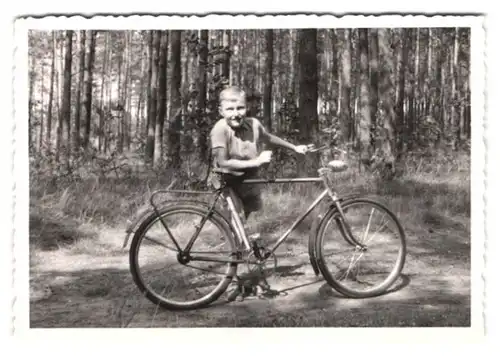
left=29, top=174, right=472, bottom=328
left=29, top=212, right=98, bottom=251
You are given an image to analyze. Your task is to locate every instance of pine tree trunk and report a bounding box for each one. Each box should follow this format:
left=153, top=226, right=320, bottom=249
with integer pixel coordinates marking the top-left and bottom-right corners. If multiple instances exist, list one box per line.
left=46, top=32, right=56, bottom=156
left=167, top=30, right=182, bottom=169
left=339, top=29, right=352, bottom=144
left=56, top=33, right=64, bottom=161
left=369, top=29, right=379, bottom=148
left=358, top=29, right=372, bottom=165
left=61, top=30, right=73, bottom=163
left=451, top=28, right=459, bottom=147
left=414, top=28, right=420, bottom=124
left=222, top=30, right=231, bottom=82
left=28, top=51, right=35, bottom=152
left=297, top=29, right=319, bottom=176
left=98, top=32, right=108, bottom=152
left=263, top=29, right=273, bottom=130
left=407, top=29, right=417, bottom=150
left=82, top=30, right=96, bottom=149
left=238, top=31, right=245, bottom=86
left=436, top=30, right=447, bottom=145
left=331, top=29, right=339, bottom=118
left=425, top=29, right=433, bottom=116
left=154, top=31, right=168, bottom=165
left=274, top=30, right=281, bottom=125
left=136, top=35, right=146, bottom=149
left=38, top=60, right=45, bottom=153
left=73, top=30, right=86, bottom=152
left=197, top=30, right=209, bottom=162
left=124, top=32, right=132, bottom=151
left=145, top=31, right=158, bottom=165
left=397, top=29, right=409, bottom=153
left=377, top=28, right=397, bottom=178
left=288, top=29, right=296, bottom=95
left=104, top=59, right=112, bottom=155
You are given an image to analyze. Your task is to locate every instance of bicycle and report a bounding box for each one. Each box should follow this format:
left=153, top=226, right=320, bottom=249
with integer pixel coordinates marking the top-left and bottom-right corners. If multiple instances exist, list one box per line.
left=123, top=145, right=407, bottom=310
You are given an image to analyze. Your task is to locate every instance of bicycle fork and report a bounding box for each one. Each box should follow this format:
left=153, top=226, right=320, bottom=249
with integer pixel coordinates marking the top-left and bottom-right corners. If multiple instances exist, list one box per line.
left=320, top=172, right=367, bottom=251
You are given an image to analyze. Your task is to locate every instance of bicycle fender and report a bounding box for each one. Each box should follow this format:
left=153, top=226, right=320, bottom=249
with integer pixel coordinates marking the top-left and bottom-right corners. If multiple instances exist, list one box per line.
left=337, top=193, right=362, bottom=203
left=308, top=213, right=323, bottom=276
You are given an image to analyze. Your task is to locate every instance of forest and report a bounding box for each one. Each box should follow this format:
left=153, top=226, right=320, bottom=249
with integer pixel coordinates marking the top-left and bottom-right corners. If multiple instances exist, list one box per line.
left=28, top=27, right=473, bottom=328
left=28, top=27, right=471, bottom=184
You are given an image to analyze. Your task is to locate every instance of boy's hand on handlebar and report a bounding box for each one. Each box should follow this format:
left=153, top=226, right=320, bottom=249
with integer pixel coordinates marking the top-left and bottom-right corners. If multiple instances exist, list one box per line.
left=294, top=145, right=309, bottom=154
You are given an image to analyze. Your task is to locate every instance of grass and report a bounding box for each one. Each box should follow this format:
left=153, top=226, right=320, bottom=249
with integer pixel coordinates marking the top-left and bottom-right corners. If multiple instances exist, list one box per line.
left=28, top=151, right=472, bottom=327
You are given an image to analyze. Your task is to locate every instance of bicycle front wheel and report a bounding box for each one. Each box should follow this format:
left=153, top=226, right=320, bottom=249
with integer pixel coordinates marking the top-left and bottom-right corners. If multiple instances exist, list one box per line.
left=129, top=203, right=239, bottom=310
left=315, top=198, right=406, bottom=298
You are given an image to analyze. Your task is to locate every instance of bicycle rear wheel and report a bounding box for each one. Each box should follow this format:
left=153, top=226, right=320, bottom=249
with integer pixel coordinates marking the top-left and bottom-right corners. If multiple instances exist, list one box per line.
left=315, top=198, right=406, bottom=298
left=129, top=203, right=239, bottom=310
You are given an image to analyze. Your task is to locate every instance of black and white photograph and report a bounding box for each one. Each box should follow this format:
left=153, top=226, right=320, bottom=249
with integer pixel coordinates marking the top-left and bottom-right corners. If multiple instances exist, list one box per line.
left=12, top=14, right=486, bottom=334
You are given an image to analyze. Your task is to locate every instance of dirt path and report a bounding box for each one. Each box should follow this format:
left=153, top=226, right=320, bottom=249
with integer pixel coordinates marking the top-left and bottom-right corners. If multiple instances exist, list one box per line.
left=29, top=219, right=471, bottom=328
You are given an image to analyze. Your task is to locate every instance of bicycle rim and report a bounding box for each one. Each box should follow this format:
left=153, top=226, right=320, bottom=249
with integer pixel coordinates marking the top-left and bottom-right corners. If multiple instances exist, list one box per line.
left=316, top=198, right=406, bottom=298
left=129, top=204, right=238, bottom=310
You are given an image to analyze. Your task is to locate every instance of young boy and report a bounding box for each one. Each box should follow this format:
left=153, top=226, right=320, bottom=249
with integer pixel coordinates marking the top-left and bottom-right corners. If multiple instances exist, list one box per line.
left=209, top=86, right=308, bottom=242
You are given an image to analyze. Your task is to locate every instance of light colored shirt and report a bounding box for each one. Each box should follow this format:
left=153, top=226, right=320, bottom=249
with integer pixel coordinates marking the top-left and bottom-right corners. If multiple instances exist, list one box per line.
left=210, top=117, right=265, bottom=171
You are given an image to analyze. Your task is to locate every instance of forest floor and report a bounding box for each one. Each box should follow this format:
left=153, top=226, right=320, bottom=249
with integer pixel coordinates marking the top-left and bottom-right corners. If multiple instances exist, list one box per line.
left=28, top=154, right=472, bottom=328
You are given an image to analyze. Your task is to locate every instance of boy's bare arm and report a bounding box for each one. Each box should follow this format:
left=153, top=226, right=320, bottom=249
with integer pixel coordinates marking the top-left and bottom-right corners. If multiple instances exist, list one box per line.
left=260, top=127, right=304, bottom=153
left=265, top=133, right=296, bottom=151
left=213, top=147, right=267, bottom=170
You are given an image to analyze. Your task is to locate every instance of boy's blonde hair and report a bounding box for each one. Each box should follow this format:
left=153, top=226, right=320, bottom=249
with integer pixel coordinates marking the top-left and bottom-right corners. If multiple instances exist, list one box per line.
left=219, top=86, right=246, bottom=103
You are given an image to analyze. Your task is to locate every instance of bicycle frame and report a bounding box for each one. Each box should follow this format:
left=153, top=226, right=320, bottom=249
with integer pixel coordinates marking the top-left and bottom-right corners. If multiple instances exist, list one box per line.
left=229, top=177, right=330, bottom=254
left=173, top=172, right=345, bottom=265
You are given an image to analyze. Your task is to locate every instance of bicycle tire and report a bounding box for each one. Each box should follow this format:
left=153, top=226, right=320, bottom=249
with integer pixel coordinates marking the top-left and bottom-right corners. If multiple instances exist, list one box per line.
left=129, top=203, right=239, bottom=310
left=315, top=198, right=406, bottom=298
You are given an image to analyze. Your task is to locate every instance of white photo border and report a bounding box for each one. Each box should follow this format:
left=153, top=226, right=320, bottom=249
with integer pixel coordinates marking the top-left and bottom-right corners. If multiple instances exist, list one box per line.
left=11, top=13, right=486, bottom=346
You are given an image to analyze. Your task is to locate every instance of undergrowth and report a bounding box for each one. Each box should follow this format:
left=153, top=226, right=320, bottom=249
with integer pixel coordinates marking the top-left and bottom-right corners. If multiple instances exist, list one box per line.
left=29, top=151, right=470, bottom=252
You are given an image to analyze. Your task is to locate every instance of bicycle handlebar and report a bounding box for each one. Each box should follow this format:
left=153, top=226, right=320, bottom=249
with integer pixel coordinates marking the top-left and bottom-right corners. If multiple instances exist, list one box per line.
left=211, top=144, right=348, bottom=178
left=305, top=144, right=347, bottom=155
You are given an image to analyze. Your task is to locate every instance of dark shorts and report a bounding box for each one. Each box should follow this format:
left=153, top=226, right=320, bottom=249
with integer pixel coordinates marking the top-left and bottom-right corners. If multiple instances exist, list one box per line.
left=214, top=169, right=263, bottom=217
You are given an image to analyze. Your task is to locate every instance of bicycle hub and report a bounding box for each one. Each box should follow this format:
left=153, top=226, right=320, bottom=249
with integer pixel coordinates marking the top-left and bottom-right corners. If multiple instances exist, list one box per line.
left=177, top=252, right=191, bottom=265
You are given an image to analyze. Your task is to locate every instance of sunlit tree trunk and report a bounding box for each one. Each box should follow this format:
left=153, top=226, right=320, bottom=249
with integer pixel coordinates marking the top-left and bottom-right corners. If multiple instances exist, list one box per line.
left=154, top=31, right=168, bottom=165
left=38, top=59, right=45, bottom=153
left=145, top=30, right=159, bottom=165
left=451, top=27, right=459, bottom=147
left=61, top=30, right=73, bottom=162
left=288, top=29, right=296, bottom=95
left=73, top=30, right=85, bottom=152
left=167, top=30, right=182, bottom=169
left=97, top=32, right=108, bottom=152
left=136, top=35, right=146, bottom=149
left=369, top=29, right=379, bottom=149
left=339, top=29, right=352, bottom=144
left=28, top=47, right=35, bottom=152
left=82, top=30, right=96, bottom=149
left=55, top=34, right=63, bottom=161
left=397, top=29, right=409, bottom=153
left=358, top=29, right=372, bottom=165
left=45, top=32, right=56, bottom=156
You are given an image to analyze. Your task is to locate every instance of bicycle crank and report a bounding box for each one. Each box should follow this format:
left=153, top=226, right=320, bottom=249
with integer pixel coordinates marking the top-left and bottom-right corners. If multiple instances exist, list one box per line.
left=245, top=247, right=278, bottom=277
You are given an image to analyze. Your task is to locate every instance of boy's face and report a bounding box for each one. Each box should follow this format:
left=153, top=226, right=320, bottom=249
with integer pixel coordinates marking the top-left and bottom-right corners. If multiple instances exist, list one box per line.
left=219, top=94, right=247, bottom=128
